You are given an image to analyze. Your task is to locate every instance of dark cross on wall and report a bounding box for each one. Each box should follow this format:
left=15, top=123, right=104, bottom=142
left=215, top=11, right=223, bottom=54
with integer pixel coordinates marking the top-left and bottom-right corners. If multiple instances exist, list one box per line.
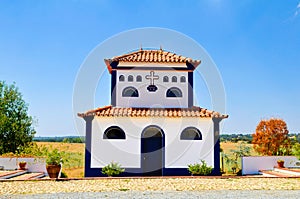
left=146, top=71, right=159, bottom=92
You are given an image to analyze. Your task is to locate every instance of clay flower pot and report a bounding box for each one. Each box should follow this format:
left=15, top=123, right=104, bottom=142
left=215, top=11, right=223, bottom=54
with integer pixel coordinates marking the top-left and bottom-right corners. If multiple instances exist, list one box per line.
left=277, top=160, right=285, bottom=168
left=19, top=162, right=27, bottom=170
left=46, top=165, right=61, bottom=178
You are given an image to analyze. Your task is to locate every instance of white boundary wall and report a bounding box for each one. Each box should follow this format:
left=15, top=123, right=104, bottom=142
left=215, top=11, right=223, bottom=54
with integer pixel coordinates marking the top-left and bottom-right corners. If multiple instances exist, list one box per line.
left=0, top=158, right=47, bottom=173
left=242, top=156, right=299, bottom=175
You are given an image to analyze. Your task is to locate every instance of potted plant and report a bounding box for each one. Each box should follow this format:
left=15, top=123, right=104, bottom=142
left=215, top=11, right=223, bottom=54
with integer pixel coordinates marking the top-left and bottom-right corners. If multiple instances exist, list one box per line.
left=277, top=159, right=285, bottom=168
left=46, top=149, right=64, bottom=178
left=18, top=161, right=27, bottom=170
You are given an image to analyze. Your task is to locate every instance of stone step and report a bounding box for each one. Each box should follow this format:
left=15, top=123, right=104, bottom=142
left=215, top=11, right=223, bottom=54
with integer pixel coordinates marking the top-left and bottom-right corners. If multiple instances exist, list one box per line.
left=259, top=170, right=291, bottom=177
left=274, top=168, right=300, bottom=176
left=258, top=170, right=278, bottom=177
left=0, top=170, right=27, bottom=179
left=259, top=169, right=297, bottom=177
left=9, top=172, right=45, bottom=180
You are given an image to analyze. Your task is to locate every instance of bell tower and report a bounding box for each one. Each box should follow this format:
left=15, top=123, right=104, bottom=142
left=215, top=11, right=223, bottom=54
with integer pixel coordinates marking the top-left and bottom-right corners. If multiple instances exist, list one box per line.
left=104, top=49, right=200, bottom=108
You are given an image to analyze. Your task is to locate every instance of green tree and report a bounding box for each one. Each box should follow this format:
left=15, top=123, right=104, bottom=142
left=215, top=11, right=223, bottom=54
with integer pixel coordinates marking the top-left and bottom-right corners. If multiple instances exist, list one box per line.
left=0, top=81, right=36, bottom=154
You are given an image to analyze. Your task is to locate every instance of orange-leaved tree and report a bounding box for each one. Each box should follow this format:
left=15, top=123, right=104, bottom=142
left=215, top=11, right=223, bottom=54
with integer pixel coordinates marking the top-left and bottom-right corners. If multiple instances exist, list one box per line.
left=252, top=118, right=291, bottom=156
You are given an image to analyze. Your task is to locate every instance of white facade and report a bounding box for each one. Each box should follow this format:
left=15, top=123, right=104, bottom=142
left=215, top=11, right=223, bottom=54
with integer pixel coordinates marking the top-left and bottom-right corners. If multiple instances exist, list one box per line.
left=115, top=70, right=189, bottom=108
left=91, top=117, right=214, bottom=169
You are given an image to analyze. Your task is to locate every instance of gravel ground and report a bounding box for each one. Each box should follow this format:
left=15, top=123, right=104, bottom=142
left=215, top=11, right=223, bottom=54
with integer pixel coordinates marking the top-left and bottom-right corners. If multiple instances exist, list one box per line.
left=1, top=190, right=300, bottom=199
left=0, top=178, right=299, bottom=198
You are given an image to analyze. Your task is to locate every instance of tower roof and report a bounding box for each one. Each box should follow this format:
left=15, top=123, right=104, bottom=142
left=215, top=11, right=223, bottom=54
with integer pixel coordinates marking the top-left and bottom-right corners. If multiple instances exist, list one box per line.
left=104, top=49, right=201, bottom=73
left=78, top=105, right=228, bottom=119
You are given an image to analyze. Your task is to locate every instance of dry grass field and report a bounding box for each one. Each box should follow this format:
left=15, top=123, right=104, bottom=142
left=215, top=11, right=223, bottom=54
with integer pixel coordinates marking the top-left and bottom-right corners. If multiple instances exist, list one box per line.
left=63, top=167, right=84, bottom=178
left=35, top=142, right=84, bottom=154
left=221, top=142, right=258, bottom=175
left=35, top=141, right=258, bottom=178
left=220, top=141, right=258, bottom=156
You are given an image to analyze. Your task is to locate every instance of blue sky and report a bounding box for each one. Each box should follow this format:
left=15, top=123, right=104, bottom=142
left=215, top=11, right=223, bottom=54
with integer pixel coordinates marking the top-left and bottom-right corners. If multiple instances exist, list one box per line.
left=0, top=0, right=300, bottom=136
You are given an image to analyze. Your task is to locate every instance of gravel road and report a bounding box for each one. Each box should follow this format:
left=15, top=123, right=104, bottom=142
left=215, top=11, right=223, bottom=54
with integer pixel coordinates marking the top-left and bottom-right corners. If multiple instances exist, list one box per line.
left=0, top=178, right=299, bottom=198
left=1, top=190, right=300, bottom=199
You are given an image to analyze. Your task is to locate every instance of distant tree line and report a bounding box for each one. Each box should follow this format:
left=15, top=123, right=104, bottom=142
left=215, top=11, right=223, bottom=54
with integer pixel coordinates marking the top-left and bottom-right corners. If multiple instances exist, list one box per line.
left=220, top=133, right=300, bottom=144
left=220, top=134, right=253, bottom=143
left=33, top=136, right=85, bottom=143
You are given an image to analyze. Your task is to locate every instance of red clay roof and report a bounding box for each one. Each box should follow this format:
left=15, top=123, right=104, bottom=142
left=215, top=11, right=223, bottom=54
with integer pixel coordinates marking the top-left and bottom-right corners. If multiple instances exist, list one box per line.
left=78, top=105, right=228, bottom=119
left=104, top=49, right=201, bottom=73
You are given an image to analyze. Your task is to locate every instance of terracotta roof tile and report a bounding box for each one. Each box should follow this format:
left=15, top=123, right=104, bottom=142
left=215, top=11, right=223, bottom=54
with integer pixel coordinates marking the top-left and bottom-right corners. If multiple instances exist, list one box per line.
left=111, top=49, right=200, bottom=64
left=104, top=49, right=201, bottom=73
left=78, top=105, right=228, bottom=119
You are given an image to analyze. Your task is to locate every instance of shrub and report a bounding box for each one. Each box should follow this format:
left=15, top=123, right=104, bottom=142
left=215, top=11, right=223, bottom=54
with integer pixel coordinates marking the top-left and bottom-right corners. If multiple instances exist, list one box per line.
left=292, top=143, right=300, bottom=159
left=101, top=162, right=125, bottom=177
left=187, top=160, right=212, bottom=176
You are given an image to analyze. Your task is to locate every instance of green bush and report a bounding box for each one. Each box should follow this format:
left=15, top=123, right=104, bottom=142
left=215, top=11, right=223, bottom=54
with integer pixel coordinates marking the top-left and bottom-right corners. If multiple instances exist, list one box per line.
left=102, top=162, right=125, bottom=177
left=188, top=160, right=212, bottom=176
left=292, top=143, right=300, bottom=159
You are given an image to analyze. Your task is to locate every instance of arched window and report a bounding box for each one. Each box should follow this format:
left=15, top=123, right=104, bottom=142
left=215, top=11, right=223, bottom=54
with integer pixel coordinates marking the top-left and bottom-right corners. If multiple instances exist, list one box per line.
left=163, top=76, right=169, bottom=82
left=180, top=76, right=186, bottom=83
left=136, top=75, right=142, bottom=82
left=128, top=75, right=134, bottom=82
left=172, top=76, right=177, bottom=82
left=122, top=86, right=139, bottom=97
left=180, top=127, right=202, bottom=140
left=166, top=87, right=182, bottom=97
left=103, top=126, right=126, bottom=139
left=119, top=75, right=125, bottom=82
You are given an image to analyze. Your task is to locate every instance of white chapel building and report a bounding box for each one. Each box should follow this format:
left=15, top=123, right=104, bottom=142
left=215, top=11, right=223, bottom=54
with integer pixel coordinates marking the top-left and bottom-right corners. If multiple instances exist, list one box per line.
left=78, top=48, right=228, bottom=176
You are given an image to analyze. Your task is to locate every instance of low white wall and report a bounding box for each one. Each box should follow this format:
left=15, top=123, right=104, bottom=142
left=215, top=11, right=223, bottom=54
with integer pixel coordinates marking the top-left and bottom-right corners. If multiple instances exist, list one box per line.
left=0, top=158, right=47, bottom=173
left=242, top=156, right=299, bottom=175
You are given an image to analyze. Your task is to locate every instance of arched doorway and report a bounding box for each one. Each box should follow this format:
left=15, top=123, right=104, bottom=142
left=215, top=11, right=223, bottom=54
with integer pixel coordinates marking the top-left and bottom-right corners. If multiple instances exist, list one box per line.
left=141, top=125, right=165, bottom=176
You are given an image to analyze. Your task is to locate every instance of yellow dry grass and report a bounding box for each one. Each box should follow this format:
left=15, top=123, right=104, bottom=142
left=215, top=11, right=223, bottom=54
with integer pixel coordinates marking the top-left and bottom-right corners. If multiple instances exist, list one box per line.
left=63, top=167, right=84, bottom=178
left=220, top=141, right=259, bottom=173
left=35, top=142, right=84, bottom=154
left=221, top=141, right=258, bottom=156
